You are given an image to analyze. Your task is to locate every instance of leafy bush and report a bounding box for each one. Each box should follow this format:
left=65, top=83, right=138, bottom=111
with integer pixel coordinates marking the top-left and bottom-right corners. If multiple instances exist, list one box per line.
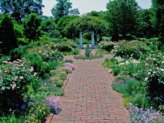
left=0, top=14, right=17, bottom=54
left=146, top=60, right=164, bottom=108
left=113, top=40, right=149, bottom=59
left=39, top=19, right=61, bottom=38
left=14, top=22, right=24, bottom=38
left=0, top=59, right=36, bottom=114
left=17, top=38, right=29, bottom=45
left=10, top=46, right=27, bottom=60
left=23, top=13, right=41, bottom=40
left=24, top=100, right=50, bottom=123
left=99, top=41, right=114, bottom=52
left=56, top=42, right=72, bottom=52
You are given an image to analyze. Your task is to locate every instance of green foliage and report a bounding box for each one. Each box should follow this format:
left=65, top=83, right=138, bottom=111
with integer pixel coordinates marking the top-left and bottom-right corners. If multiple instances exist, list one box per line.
left=14, top=22, right=24, bottom=38
left=24, top=100, right=50, bottom=123
left=57, top=16, right=78, bottom=36
left=0, top=59, right=36, bottom=114
left=0, top=115, right=22, bottom=123
left=40, top=18, right=61, bottom=38
left=10, top=45, right=27, bottom=60
left=114, top=40, right=149, bottom=59
left=159, top=15, right=164, bottom=43
left=99, top=41, right=114, bottom=52
left=106, top=0, right=138, bottom=40
left=56, top=42, right=72, bottom=52
left=23, top=13, right=41, bottom=40
left=51, top=0, right=72, bottom=21
left=64, top=16, right=109, bottom=39
left=56, top=39, right=77, bottom=52
left=146, top=54, right=164, bottom=108
left=0, top=14, right=17, bottom=54
left=0, top=0, right=43, bottom=22
left=137, top=9, right=155, bottom=38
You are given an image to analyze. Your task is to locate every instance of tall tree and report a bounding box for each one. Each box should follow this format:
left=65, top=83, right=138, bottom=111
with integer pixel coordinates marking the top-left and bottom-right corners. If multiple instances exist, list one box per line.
left=23, top=13, right=41, bottom=40
left=51, top=0, right=72, bottom=21
left=152, top=0, right=164, bottom=36
left=106, top=0, right=139, bottom=40
left=69, top=8, right=80, bottom=16
left=137, top=9, right=154, bottom=38
left=0, top=0, right=43, bottom=22
left=0, top=14, right=17, bottom=54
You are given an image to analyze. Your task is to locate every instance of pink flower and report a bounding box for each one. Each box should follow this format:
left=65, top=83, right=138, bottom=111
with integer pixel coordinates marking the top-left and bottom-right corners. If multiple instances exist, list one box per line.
left=64, top=63, right=75, bottom=70
left=29, top=66, right=34, bottom=72
left=46, top=96, right=60, bottom=110
left=11, top=83, right=17, bottom=90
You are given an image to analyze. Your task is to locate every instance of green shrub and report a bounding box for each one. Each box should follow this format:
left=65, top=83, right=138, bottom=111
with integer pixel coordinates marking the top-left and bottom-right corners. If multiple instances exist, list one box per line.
left=146, top=65, right=164, bottom=108
left=0, top=115, right=22, bottom=123
left=99, top=41, right=114, bottom=52
left=24, top=53, right=43, bottom=72
left=39, top=19, right=61, bottom=38
left=102, top=36, right=112, bottom=41
left=14, top=22, right=24, bottom=38
left=17, top=38, right=29, bottom=45
left=47, top=86, right=64, bottom=96
left=112, top=65, right=121, bottom=75
left=56, top=42, right=72, bottom=52
left=10, top=45, right=27, bottom=60
left=24, top=100, right=50, bottom=123
left=0, top=14, right=17, bottom=54
left=0, top=59, right=36, bottom=114
left=23, top=13, right=41, bottom=40
left=114, top=40, right=149, bottom=59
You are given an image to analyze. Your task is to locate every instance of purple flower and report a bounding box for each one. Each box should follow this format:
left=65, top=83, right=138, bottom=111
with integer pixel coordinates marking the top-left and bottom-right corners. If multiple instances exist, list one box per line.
left=46, top=96, right=60, bottom=111
left=64, top=63, right=75, bottom=70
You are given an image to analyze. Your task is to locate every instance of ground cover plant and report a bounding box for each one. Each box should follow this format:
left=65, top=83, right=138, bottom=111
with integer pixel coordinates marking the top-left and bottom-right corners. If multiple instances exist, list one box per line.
left=103, top=40, right=164, bottom=122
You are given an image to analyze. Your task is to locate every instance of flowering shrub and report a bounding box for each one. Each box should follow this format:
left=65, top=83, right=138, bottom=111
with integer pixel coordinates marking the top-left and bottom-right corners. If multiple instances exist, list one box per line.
left=113, top=40, right=149, bottom=59
left=24, top=100, right=50, bottom=123
left=146, top=67, right=164, bottom=106
left=27, top=44, right=63, bottom=62
left=130, top=104, right=162, bottom=123
left=46, top=96, right=60, bottom=114
left=64, top=62, right=75, bottom=73
left=99, top=41, right=114, bottom=52
left=0, top=59, right=35, bottom=114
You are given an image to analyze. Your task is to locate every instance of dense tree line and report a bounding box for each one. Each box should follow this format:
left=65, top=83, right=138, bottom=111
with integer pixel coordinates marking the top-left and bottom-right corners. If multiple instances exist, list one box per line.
left=0, top=0, right=43, bottom=22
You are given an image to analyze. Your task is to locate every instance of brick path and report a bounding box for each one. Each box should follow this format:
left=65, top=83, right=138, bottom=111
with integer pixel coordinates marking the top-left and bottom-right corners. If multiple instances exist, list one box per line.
left=46, top=55, right=130, bottom=123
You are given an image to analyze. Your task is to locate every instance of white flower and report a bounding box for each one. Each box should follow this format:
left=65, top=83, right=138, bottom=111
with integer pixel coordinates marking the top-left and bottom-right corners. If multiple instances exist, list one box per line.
left=145, top=78, right=148, bottom=81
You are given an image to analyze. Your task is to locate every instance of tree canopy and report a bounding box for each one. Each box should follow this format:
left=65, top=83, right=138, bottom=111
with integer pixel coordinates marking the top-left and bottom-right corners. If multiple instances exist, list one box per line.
left=0, top=14, right=17, bottom=54
left=64, top=16, right=109, bottom=39
left=106, top=0, right=139, bottom=40
left=0, top=0, right=43, bottom=22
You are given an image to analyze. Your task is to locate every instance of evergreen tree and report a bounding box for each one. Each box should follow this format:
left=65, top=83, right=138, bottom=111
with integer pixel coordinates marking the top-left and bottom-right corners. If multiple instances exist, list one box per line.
left=0, top=14, right=17, bottom=54
left=0, top=0, right=43, bottom=22
left=159, top=15, right=164, bottom=43
left=23, top=13, right=41, bottom=40
left=51, top=0, right=72, bottom=21
left=106, top=0, right=139, bottom=40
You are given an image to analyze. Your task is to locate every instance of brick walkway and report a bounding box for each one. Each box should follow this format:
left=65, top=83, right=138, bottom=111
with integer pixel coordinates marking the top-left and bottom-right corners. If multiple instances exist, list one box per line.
left=46, top=56, right=130, bottom=123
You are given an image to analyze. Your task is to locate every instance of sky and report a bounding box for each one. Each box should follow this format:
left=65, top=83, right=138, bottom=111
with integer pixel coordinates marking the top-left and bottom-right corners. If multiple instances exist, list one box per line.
left=43, top=0, right=152, bottom=17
